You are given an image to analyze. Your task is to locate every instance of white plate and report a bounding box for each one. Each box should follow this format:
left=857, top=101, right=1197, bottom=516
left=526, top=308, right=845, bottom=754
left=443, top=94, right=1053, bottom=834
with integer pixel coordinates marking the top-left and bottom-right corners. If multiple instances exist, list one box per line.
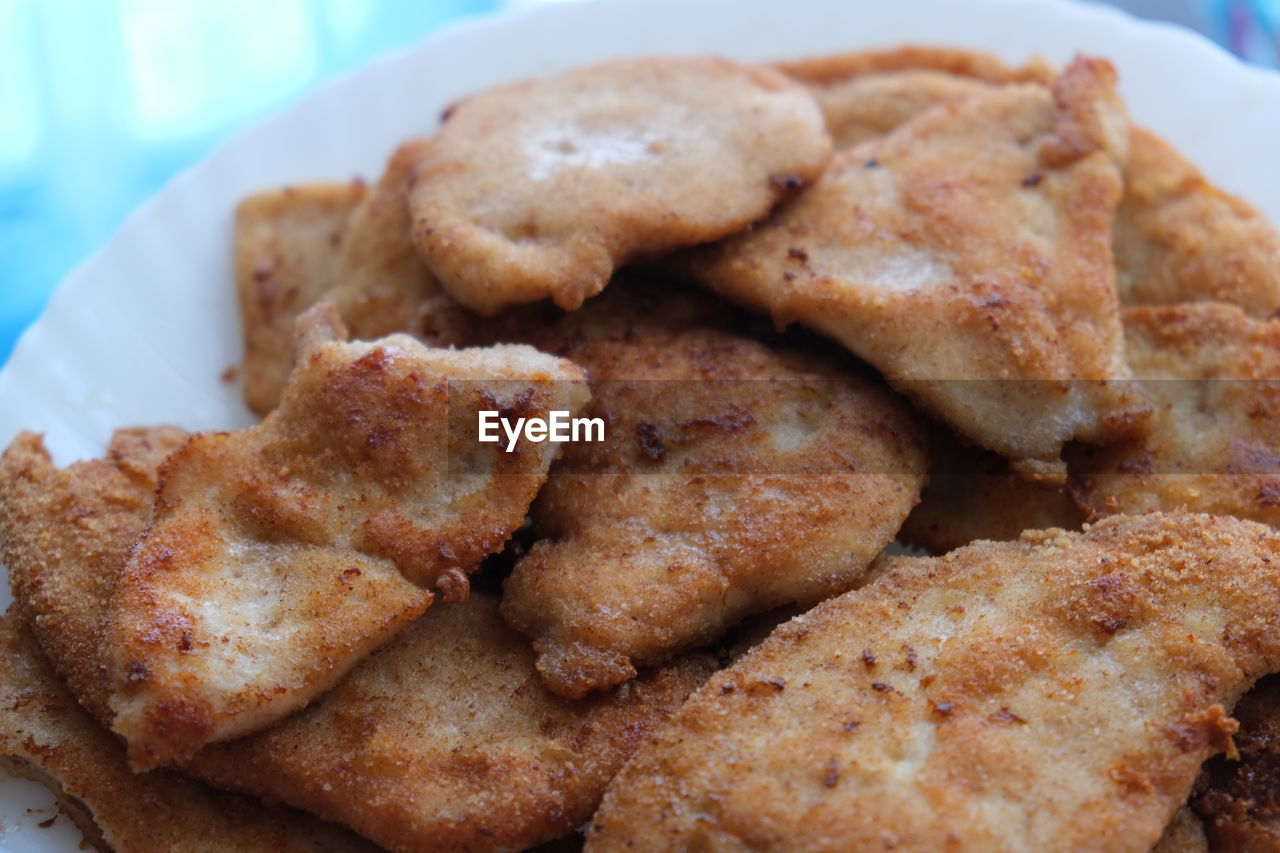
left=2, top=0, right=1279, bottom=848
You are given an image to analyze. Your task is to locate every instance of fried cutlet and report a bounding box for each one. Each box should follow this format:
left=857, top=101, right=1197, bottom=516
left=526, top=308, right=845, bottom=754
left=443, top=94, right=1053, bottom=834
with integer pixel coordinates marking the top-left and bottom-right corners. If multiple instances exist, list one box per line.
left=0, top=427, right=186, bottom=723
left=491, top=282, right=926, bottom=698
left=779, top=47, right=1280, bottom=327
left=408, top=57, right=831, bottom=313
left=107, top=309, right=589, bottom=768
left=0, top=610, right=377, bottom=853
left=676, top=56, right=1145, bottom=477
left=235, top=182, right=365, bottom=415
left=1, top=425, right=712, bottom=853
left=1069, top=302, right=1280, bottom=525
left=189, top=592, right=713, bottom=853
left=588, top=514, right=1280, bottom=852
left=784, top=48, right=1280, bottom=322
left=1116, top=127, right=1280, bottom=318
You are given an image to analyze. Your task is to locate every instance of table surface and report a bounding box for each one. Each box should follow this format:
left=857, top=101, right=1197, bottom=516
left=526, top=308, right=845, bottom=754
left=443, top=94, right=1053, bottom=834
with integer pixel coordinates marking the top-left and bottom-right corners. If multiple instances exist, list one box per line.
left=1, top=0, right=1276, bottom=368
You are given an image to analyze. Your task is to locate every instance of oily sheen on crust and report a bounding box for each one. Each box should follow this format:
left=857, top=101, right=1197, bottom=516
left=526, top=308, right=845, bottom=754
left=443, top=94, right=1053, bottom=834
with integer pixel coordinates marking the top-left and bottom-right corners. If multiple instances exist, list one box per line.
left=107, top=311, right=589, bottom=768
left=408, top=56, right=832, bottom=313
left=588, top=514, right=1280, bottom=852
left=678, top=56, right=1146, bottom=475
left=494, top=283, right=926, bottom=699
left=0, top=403, right=710, bottom=853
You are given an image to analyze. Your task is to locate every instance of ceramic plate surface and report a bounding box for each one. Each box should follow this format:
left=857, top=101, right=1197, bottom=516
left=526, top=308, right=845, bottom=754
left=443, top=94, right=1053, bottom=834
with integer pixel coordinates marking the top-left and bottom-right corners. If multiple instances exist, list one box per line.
left=2, top=0, right=1279, bottom=847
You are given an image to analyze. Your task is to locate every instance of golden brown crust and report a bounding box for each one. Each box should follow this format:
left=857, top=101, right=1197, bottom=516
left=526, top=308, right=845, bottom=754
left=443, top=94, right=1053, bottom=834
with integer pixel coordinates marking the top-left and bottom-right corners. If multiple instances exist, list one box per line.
left=1116, top=127, right=1280, bottom=318
left=188, top=592, right=714, bottom=853
left=588, top=514, right=1280, bottom=852
left=1038, top=55, right=1129, bottom=167
left=783, top=50, right=1280, bottom=320
left=409, top=56, right=832, bottom=313
left=107, top=319, right=590, bottom=768
left=2, top=416, right=705, bottom=853
left=0, top=612, right=376, bottom=853
left=1069, top=303, right=1280, bottom=525
left=0, top=427, right=188, bottom=722
left=235, top=182, right=365, bottom=416
left=325, top=139, right=477, bottom=344
left=677, top=56, right=1145, bottom=470
left=493, top=283, right=926, bottom=698
left=900, top=424, right=1083, bottom=554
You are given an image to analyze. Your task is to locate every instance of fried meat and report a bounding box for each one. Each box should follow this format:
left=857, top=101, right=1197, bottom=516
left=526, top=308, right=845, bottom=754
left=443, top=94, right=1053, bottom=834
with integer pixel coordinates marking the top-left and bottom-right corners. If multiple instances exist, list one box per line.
left=588, top=514, right=1280, bottom=851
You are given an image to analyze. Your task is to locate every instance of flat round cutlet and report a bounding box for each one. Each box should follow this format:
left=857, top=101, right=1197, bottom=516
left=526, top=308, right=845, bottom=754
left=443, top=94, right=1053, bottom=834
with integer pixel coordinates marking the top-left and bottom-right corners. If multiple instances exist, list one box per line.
left=587, top=514, right=1280, bottom=852
left=408, top=56, right=832, bottom=313
left=1069, top=302, right=1280, bottom=524
left=106, top=313, right=589, bottom=770
left=497, top=284, right=927, bottom=699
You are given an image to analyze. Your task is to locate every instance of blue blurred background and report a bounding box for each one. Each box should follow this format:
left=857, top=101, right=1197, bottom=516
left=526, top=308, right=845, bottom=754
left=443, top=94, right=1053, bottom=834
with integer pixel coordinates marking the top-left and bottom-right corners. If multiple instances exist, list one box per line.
left=1, top=0, right=1277, bottom=367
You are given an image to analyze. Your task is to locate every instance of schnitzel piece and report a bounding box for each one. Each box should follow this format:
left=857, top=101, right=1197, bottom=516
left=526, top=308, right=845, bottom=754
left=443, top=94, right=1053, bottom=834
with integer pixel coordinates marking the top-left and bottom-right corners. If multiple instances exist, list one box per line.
left=2, top=416, right=701, bottom=853
left=325, top=139, right=476, bottom=345
left=0, top=611, right=376, bottom=853
left=1192, top=676, right=1280, bottom=849
left=677, top=56, right=1145, bottom=476
left=0, top=427, right=187, bottom=723
left=492, top=282, right=926, bottom=698
left=188, top=592, right=714, bottom=853
left=1069, top=303, right=1280, bottom=525
left=1116, top=127, right=1280, bottom=318
left=235, top=182, right=365, bottom=415
left=900, top=424, right=1083, bottom=554
left=408, top=57, right=831, bottom=313
left=588, top=514, right=1280, bottom=852
left=107, top=310, right=590, bottom=768
left=777, top=46, right=1052, bottom=149
left=781, top=48, right=1280, bottom=322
